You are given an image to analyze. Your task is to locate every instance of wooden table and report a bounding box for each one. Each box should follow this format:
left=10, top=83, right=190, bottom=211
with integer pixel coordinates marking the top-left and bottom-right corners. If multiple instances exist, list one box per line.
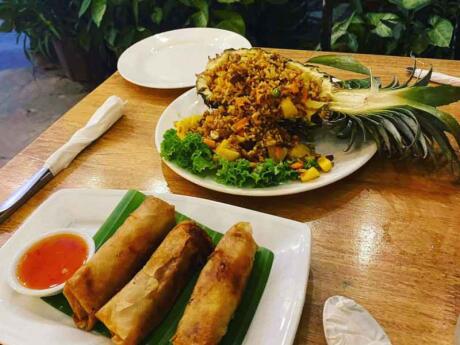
left=1, top=49, right=459, bottom=345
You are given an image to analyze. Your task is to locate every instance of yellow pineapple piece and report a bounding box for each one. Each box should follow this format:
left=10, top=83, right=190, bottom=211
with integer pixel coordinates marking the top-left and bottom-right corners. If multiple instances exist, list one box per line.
left=216, top=140, right=240, bottom=161
left=280, top=97, right=298, bottom=118
left=289, top=143, right=311, bottom=158
left=175, top=115, right=202, bottom=139
left=318, top=156, right=332, bottom=172
left=304, top=99, right=325, bottom=119
left=300, top=167, right=320, bottom=182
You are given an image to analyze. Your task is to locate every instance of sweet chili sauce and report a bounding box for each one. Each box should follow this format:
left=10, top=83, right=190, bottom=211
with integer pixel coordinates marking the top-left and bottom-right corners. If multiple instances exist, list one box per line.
left=16, top=233, right=88, bottom=289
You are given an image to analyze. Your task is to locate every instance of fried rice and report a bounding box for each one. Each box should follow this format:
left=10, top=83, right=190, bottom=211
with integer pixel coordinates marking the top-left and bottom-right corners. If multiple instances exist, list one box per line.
left=183, top=49, right=329, bottom=162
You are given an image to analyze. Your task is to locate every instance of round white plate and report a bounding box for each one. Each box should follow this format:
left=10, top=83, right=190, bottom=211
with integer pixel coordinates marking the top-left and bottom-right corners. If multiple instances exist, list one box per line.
left=118, top=28, right=251, bottom=89
left=154, top=88, right=377, bottom=196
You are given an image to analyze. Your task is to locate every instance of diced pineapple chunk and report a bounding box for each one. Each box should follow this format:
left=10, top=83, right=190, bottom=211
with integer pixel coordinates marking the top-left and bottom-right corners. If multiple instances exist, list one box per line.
left=216, top=148, right=240, bottom=161
left=318, top=156, right=332, bottom=172
left=305, top=99, right=325, bottom=109
left=217, top=139, right=231, bottom=149
left=280, top=98, right=298, bottom=118
left=216, top=140, right=240, bottom=161
left=289, top=143, right=311, bottom=158
left=304, top=99, right=325, bottom=119
left=175, top=115, right=202, bottom=139
left=300, top=167, right=320, bottom=182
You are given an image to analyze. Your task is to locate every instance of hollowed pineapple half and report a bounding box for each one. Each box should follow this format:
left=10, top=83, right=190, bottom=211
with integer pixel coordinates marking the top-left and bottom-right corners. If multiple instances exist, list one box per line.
left=196, top=48, right=460, bottom=170
left=196, top=48, right=332, bottom=121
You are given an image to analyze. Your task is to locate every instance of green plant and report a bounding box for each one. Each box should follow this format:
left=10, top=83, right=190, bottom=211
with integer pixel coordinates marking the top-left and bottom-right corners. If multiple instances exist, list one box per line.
left=73, top=0, right=315, bottom=66
left=60, top=0, right=253, bottom=70
left=332, top=0, right=460, bottom=58
left=1, top=0, right=458, bottom=77
left=0, top=0, right=323, bottom=75
left=0, top=0, right=83, bottom=60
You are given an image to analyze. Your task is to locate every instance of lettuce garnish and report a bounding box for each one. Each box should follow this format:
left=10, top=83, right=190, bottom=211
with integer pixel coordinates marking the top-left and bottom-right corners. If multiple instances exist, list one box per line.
left=161, top=129, right=299, bottom=187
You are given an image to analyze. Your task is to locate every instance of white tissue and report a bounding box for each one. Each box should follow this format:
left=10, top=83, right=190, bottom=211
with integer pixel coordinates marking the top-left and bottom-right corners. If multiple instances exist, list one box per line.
left=413, top=68, right=460, bottom=87
left=44, top=96, right=125, bottom=175
left=323, top=296, right=391, bottom=345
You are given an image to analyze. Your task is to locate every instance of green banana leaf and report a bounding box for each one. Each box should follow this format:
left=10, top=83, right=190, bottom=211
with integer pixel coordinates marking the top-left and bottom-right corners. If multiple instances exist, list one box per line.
left=43, top=190, right=274, bottom=345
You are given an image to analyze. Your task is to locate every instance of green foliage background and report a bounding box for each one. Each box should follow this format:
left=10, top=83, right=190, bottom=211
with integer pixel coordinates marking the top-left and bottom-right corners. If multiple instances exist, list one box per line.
left=332, top=0, right=459, bottom=58
left=0, top=0, right=458, bottom=73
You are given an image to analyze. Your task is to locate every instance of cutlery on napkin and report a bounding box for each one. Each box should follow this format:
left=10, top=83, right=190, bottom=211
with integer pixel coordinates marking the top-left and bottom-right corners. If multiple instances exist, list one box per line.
left=0, top=96, right=125, bottom=224
left=323, top=295, right=392, bottom=345
left=407, top=67, right=460, bottom=87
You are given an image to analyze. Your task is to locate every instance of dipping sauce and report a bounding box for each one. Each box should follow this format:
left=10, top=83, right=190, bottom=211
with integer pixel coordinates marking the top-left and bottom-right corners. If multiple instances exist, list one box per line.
left=16, top=233, right=88, bottom=290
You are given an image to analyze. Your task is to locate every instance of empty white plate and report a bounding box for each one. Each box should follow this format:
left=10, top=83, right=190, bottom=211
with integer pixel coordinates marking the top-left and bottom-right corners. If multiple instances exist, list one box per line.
left=154, top=88, right=377, bottom=196
left=0, top=189, right=310, bottom=345
left=117, top=28, right=252, bottom=89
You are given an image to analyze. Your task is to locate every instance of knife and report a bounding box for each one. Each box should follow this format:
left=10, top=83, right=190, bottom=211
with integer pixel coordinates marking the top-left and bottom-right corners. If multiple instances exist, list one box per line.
left=0, top=96, right=125, bottom=224
left=0, top=168, right=53, bottom=224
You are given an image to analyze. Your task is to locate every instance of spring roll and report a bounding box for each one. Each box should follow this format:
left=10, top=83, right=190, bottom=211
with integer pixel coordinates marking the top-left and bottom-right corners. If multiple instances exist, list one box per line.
left=63, top=196, right=175, bottom=330
left=96, top=221, right=213, bottom=345
left=173, top=222, right=257, bottom=345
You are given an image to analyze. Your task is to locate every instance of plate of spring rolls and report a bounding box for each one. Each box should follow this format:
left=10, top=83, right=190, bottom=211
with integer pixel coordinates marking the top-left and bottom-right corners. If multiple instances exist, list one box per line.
left=0, top=189, right=311, bottom=345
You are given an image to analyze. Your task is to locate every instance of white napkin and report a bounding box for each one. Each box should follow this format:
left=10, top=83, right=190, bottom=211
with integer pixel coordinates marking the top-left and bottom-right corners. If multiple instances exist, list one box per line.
left=44, top=96, right=125, bottom=175
left=323, top=296, right=392, bottom=345
left=413, top=68, right=460, bottom=87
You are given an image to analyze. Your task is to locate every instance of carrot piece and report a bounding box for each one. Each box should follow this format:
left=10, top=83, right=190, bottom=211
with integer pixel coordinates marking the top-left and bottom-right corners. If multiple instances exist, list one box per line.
left=290, top=162, right=303, bottom=170
left=203, top=138, right=216, bottom=148
left=233, top=118, right=249, bottom=131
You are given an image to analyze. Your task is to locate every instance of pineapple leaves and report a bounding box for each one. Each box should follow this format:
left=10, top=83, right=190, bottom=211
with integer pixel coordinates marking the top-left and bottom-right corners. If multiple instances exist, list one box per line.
left=407, top=101, right=460, bottom=146
left=332, top=102, right=460, bottom=170
left=307, top=55, right=371, bottom=76
left=339, top=77, right=382, bottom=89
left=321, top=55, right=460, bottom=170
left=413, top=67, right=432, bottom=86
left=338, top=78, right=373, bottom=89
left=396, top=86, right=460, bottom=107
left=417, top=115, right=460, bottom=170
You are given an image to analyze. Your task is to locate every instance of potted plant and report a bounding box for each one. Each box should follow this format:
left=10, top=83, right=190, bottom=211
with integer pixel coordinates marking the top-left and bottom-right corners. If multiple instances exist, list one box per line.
left=0, top=0, right=109, bottom=81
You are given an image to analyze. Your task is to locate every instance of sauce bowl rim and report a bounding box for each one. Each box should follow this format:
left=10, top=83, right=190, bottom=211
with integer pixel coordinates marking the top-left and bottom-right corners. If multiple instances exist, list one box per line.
left=7, top=230, right=95, bottom=297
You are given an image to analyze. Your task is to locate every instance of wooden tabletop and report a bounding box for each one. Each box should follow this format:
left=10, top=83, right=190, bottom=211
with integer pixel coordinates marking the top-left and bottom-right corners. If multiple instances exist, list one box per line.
left=1, top=49, right=459, bottom=345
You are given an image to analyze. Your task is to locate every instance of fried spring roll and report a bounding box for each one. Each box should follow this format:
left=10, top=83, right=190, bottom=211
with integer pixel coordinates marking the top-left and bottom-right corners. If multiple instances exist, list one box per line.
left=96, top=221, right=213, bottom=345
left=63, top=196, right=175, bottom=330
left=173, top=222, right=257, bottom=345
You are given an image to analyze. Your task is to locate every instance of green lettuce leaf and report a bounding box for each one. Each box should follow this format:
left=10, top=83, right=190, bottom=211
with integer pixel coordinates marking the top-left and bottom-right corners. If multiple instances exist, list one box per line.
left=160, top=130, right=300, bottom=188
left=161, top=129, right=217, bottom=175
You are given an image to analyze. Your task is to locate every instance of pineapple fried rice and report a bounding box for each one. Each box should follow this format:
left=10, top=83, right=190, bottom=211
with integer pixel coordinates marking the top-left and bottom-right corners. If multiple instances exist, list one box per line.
left=180, top=49, right=332, bottom=163
left=164, top=48, right=460, bottom=187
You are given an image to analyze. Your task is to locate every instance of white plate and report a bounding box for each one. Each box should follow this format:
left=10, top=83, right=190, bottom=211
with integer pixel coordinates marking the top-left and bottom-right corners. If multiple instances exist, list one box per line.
left=0, top=189, right=310, bottom=345
left=117, top=28, right=252, bottom=89
left=154, top=88, right=378, bottom=196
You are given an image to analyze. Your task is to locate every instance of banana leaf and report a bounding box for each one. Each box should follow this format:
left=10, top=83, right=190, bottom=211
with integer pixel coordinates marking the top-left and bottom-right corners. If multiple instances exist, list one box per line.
left=43, top=190, right=274, bottom=345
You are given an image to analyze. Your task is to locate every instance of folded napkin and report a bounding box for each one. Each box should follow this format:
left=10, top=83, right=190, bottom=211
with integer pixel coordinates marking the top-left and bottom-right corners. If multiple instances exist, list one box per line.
left=44, top=96, right=125, bottom=175
left=409, top=67, right=460, bottom=87
left=323, top=296, right=392, bottom=345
